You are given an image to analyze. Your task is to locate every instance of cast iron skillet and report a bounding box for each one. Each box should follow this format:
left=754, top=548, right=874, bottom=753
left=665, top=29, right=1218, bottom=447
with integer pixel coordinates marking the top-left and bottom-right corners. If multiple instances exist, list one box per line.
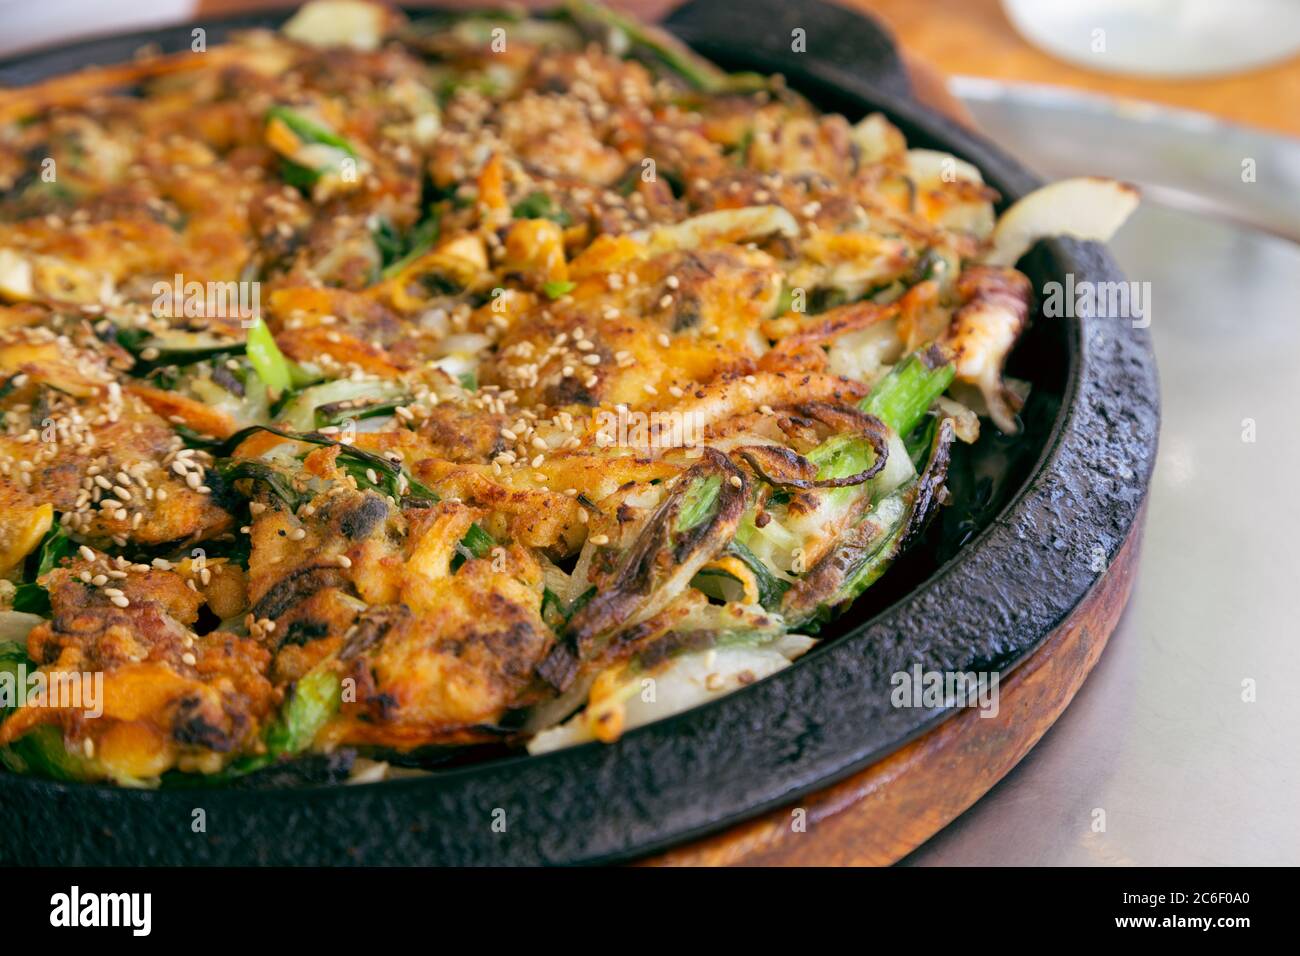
left=0, top=0, right=1158, bottom=865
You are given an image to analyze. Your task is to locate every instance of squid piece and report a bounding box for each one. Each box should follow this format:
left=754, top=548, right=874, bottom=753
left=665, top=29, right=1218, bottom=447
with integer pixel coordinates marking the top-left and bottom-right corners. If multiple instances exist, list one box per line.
left=942, top=266, right=1031, bottom=434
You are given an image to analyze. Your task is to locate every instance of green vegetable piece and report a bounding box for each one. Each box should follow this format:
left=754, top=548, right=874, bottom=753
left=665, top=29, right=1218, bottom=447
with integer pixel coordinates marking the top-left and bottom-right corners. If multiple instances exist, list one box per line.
left=266, top=106, right=357, bottom=156
left=0, top=725, right=95, bottom=781
left=541, top=280, right=577, bottom=300
left=266, top=106, right=359, bottom=189
left=675, top=474, right=722, bottom=533
left=512, top=191, right=572, bottom=226
left=11, top=584, right=50, bottom=616
left=10, top=524, right=74, bottom=616
left=859, top=349, right=955, bottom=437
left=0, top=640, right=29, bottom=720
left=245, top=318, right=313, bottom=396
left=264, top=668, right=341, bottom=757
left=379, top=213, right=441, bottom=280
left=563, top=0, right=759, bottom=92
left=726, top=538, right=791, bottom=610
left=372, top=218, right=405, bottom=265
left=459, top=523, right=495, bottom=560
left=0, top=646, right=96, bottom=780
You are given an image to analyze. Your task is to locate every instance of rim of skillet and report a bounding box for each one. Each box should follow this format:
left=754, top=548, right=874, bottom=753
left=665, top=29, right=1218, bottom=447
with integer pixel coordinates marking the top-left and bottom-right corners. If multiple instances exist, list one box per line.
left=0, top=5, right=1160, bottom=865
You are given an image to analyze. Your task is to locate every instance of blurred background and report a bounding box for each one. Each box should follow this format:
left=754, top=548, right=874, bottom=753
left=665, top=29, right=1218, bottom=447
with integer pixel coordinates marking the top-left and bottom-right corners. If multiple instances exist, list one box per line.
left=2, top=0, right=1297, bottom=865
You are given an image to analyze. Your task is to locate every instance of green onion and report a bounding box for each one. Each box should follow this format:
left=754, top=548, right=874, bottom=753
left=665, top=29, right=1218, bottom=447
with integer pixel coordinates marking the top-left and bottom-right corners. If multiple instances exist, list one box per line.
left=726, top=538, right=791, bottom=610
left=263, top=668, right=341, bottom=757
left=266, top=105, right=357, bottom=156
left=512, top=191, right=572, bottom=226
left=563, top=0, right=763, bottom=93
left=0, top=725, right=95, bottom=781
left=266, top=106, right=359, bottom=189
left=372, top=218, right=405, bottom=265
left=11, top=524, right=74, bottom=616
left=245, top=318, right=313, bottom=396
left=859, top=349, right=955, bottom=437
left=675, top=474, right=722, bottom=532
left=450, top=522, right=496, bottom=572
left=1, top=640, right=29, bottom=720
left=0, top=645, right=99, bottom=779
left=219, top=459, right=309, bottom=512
left=378, top=212, right=441, bottom=280
left=541, top=280, right=576, bottom=300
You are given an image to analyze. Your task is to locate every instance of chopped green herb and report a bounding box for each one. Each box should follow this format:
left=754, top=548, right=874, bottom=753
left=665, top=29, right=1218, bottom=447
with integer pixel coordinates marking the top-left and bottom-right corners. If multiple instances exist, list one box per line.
left=511, top=191, right=573, bottom=226
left=541, top=280, right=576, bottom=300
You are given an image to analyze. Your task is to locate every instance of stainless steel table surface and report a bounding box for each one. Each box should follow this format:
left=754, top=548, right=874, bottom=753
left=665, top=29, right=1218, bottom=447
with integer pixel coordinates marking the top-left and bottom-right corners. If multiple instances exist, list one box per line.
left=903, top=83, right=1300, bottom=866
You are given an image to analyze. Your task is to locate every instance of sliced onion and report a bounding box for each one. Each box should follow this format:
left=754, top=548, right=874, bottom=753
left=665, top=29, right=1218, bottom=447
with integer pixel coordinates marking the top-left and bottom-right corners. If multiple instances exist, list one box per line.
left=850, top=113, right=906, bottom=165
left=636, top=205, right=799, bottom=253
left=983, top=177, right=1139, bottom=267
left=906, top=148, right=984, bottom=185
left=0, top=611, right=44, bottom=643
left=282, top=0, right=396, bottom=51
left=527, top=634, right=816, bottom=755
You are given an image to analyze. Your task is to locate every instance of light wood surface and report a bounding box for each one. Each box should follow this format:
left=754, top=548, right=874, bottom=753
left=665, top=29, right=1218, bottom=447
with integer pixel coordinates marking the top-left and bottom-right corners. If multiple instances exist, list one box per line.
left=856, top=0, right=1300, bottom=137
left=195, top=0, right=1300, bottom=136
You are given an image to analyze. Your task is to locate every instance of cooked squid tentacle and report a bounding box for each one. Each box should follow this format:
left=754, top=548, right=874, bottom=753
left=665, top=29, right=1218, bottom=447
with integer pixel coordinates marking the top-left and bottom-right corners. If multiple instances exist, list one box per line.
left=942, top=266, right=1031, bottom=435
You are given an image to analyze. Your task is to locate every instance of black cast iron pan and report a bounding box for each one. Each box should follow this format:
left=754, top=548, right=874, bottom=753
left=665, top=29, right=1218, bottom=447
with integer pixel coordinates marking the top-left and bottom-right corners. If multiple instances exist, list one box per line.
left=0, top=0, right=1159, bottom=865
